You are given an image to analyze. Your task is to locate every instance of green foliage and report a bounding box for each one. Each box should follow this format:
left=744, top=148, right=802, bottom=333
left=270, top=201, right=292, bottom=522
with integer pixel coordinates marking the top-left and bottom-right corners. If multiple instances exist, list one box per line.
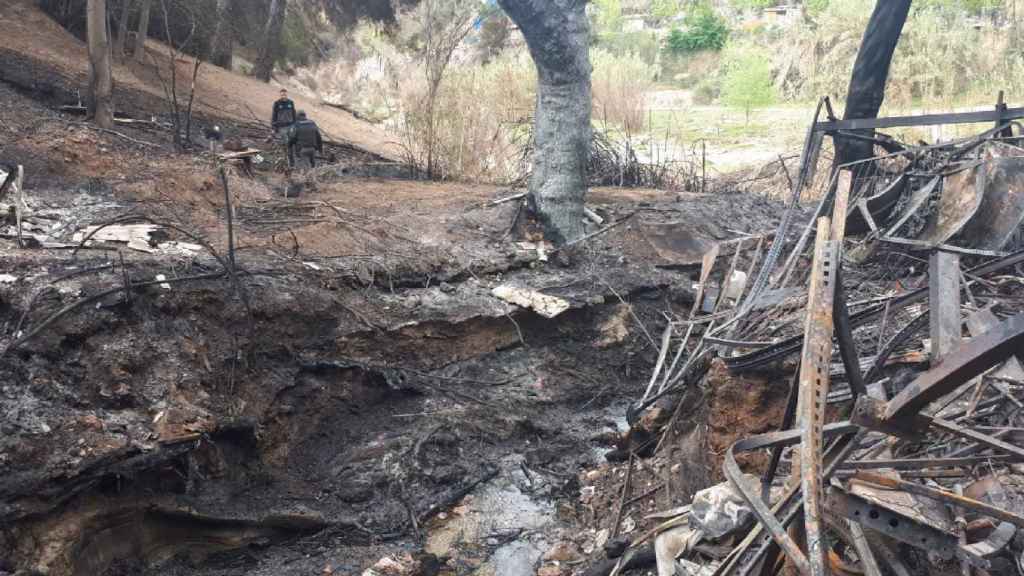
left=720, top=45, right=775, bottom=122
left=804, top=0, right=830, bottom=15
left=915, top=0, right=1003, bottom=14
left=650, top=0, right=684, bottom=21
left=730, top=0, right=775, bottom=10
left=771, top=0, right=1024, bottom=107
left=596, top=31, right=661, bottom=66
left=278, top=11, right=313, bottom=67
left=663, top=6, right=730, bottom=56
left=593, top=0, right=624, bottom=34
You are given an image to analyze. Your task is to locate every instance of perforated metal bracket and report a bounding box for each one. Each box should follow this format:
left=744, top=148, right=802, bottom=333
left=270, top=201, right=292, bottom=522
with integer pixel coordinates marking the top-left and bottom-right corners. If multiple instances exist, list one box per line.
left=826, top=487, right=958, bottom=560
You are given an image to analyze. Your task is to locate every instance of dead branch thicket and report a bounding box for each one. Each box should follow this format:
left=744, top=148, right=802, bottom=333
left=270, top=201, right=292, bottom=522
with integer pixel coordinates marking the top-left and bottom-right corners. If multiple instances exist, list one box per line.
left=149, top=0, right=202, bottom=151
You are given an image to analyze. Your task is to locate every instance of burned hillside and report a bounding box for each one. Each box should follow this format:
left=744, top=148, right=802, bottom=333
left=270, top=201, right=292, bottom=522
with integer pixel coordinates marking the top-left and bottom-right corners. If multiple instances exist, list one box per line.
left=4, top=0, right=1024, bottom=576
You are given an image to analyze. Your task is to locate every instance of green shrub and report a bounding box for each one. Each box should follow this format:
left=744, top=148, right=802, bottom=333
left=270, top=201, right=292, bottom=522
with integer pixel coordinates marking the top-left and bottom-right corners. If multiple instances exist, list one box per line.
left=596, top=31, right=661, bottom=65
left=730, top=0, right=774, bottom=9
left=663, top=7, right=730, bottom=56
left=720, top=45, right=775, bottom=122
left=693, top=78, right=720, bottom=104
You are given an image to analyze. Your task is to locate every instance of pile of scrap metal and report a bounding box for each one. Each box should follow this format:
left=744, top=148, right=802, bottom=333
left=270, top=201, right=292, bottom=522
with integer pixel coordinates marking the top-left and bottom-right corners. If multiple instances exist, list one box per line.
left=619, top=99, right=1024, bottom=576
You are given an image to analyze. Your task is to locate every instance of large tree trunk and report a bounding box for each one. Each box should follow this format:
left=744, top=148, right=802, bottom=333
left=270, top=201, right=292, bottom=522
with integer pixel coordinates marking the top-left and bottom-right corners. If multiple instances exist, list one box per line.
left=838, top=0, right=912, bottom=165
left=134, top=0, right=152, bottom=63
left=253, top=0, right=287, bottom=82
left=209, top=0, right=234, bottom=69
left=498, top=0, right=591, bottom=246
left=87, top=0, right=114, bottom=129
left=113, top=0, right=132, bottom=59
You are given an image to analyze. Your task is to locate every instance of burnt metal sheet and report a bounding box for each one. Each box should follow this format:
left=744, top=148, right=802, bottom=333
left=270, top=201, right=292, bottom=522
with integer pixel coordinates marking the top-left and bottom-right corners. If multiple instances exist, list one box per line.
left=846, top=174, right=907, bottom=235
left=917, top=163, right=986, bottom=247
left=958, top=156, right=1024, bottom=250
left=884, top=313, right=1024, bottom=421
left=826, top=486, right=958, bottom=559
left=634, top=221, right=715, bottom=267
left=884, top=175, right=940, bottom=237
left=854, top=471, right=1024, bottom=530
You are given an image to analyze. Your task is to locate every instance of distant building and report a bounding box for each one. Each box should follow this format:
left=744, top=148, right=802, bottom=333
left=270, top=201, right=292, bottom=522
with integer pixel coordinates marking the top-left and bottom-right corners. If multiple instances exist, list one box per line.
left=761, top=4, right=803, bottom=25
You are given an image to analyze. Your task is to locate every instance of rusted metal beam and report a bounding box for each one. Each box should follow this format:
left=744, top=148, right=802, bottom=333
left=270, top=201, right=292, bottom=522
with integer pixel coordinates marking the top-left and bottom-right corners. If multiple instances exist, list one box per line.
left=721, top=422, right=861, bottom=576
left=852, top=472, right=1024, bottom=530
left=885, top=313, right=1024, bottom=421
left=826, top=486, right=959, bottom=559
left=796, top=218, right=839, bottom=576
left=816, top=106, right=1024, bottom=132
left=929, top=251, right=962, bottom=367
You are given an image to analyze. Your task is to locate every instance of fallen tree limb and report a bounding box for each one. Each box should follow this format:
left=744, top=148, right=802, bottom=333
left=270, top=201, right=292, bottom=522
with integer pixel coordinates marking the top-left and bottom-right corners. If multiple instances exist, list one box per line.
left=68, top=121, right=160, bottom=148
left=1, top=272, right=226, bottom=357
left=553, top=211, right=637, bottom=253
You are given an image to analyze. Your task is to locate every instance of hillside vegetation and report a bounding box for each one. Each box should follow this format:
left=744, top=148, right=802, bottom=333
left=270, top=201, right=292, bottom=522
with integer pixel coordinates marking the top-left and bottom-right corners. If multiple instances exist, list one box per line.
left=284, top=0, right=1024, bottom=181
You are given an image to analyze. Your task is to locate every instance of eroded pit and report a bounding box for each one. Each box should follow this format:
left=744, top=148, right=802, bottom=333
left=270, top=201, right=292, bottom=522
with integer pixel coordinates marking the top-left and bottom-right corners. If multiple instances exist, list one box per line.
left=0, top=266, right=698, bottom=575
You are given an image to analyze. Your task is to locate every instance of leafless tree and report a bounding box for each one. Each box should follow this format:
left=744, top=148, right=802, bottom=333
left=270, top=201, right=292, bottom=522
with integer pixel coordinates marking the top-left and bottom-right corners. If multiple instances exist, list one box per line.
left=209, top=0, right=235, bottom=68
left=87, top=0, right=114, bottom=128
left=113, top=0, right=133, bottom=59
left=150, top=0, right=201, bottom=150
left=410, top=0, right=476, bottom=179
left=498, top=0, right=592, bottom=245
left=134, top=0, right=152, bottom=63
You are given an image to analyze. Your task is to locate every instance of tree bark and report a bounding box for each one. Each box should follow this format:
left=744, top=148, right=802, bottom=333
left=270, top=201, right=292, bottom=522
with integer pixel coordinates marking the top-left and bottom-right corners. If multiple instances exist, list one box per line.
left=498, top=0, right=591, bottom=246
left=209, top=0, right=234, bottom=69
left=254, top=0, right=287, bottom=82
left=87, top=0, right=114, bottom=129
left=838, top=0, right=912, bottom=166
left=113, top=0, right=132, bottom=59
left=134, top=0, right=152, bottom=63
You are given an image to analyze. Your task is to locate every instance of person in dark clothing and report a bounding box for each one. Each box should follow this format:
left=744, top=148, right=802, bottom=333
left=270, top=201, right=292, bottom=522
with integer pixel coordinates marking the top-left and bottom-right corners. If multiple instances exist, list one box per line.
left=272, top=88, right=297, bottom=165
left=288, top=111, right=323, bottom=170
left=271, top=89, right=296, bottom=132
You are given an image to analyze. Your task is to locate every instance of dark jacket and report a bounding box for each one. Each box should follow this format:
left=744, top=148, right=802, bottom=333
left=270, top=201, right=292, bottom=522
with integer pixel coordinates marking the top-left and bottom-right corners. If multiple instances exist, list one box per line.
left=272, top=98, right=296, bottom=128
left=288, top=119, right=323, bottom=153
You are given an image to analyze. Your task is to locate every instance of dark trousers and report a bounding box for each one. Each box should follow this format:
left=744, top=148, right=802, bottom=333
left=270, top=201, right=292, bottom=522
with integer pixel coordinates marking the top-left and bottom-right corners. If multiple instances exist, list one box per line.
left=294, top=147, right=316, bottom=170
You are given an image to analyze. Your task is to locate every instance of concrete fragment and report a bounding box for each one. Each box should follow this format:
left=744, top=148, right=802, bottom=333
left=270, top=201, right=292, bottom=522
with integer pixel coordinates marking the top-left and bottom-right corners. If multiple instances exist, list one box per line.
left=491, top=285, right=570, bottom=318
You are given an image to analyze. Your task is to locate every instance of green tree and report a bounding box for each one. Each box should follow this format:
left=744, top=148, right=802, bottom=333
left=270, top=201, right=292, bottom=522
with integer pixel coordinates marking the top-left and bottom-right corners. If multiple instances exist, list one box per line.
left=805, top=0, right=830, bottom=15
left=915, top=0, right=1003, bottom=13
left=651, top=0, right=683, bottom=21
left=720, top=46, right=775, bottom=123
left=730, top=0, right=774, bottom=9
left=593, top=0, right=623, bottom=33
left=662, top=5, right=729, bottom=56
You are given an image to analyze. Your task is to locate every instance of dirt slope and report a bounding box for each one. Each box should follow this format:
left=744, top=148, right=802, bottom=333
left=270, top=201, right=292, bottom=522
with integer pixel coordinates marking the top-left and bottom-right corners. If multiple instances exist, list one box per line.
left=0, top=0, right=399, bottom=160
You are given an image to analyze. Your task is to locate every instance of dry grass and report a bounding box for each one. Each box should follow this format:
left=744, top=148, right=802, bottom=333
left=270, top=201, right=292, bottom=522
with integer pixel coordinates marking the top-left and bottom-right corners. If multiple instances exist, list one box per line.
left=592, top=49, right=658, bottom=133
left=772, top=0, right=1024, bottom=109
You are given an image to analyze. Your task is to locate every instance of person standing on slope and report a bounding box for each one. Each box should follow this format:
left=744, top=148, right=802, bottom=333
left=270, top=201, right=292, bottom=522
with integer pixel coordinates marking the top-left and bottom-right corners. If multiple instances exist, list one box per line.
left=271, top=88, right=297, bottom=166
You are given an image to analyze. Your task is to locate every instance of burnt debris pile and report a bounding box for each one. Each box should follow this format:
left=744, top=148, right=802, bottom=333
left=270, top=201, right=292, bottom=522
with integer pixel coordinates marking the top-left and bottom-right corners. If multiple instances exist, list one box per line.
left=595, top=99, right=1024, bottom=576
